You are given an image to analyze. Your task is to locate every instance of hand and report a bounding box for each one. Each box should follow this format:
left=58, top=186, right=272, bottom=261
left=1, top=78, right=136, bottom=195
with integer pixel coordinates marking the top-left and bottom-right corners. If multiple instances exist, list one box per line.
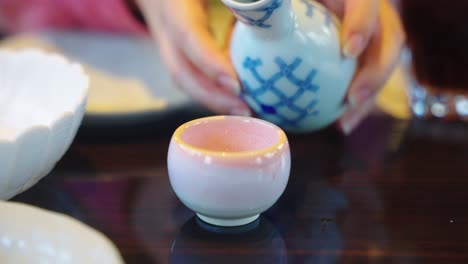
left=319, top=0, right=405, bottom=134
left=136, top=0, right=251, bottom=116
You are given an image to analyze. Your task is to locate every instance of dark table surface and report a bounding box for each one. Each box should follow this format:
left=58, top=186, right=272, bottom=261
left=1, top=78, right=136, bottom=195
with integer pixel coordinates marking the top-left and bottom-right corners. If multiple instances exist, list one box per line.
left=12, top=109, right=468, bottom=264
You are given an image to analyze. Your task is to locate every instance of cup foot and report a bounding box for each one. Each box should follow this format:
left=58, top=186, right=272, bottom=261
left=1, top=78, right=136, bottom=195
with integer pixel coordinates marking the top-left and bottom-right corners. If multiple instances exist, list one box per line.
left=196, top=213, right=260, bottom=227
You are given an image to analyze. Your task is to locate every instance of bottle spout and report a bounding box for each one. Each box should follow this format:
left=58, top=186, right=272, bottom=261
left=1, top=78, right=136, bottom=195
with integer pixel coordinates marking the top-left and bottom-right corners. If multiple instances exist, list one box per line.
left=221, top=0, right=294, bottom=37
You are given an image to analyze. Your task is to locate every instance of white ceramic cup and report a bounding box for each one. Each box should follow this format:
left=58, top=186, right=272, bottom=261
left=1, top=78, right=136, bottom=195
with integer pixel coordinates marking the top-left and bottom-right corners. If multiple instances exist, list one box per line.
left=167, top=116, right=291, bottom=227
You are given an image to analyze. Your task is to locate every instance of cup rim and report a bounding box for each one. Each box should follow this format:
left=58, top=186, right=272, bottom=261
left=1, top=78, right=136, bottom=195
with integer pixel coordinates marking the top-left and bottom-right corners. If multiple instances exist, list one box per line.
left=172, top=115, right=288, bottom=158
left=220, top=0, right=275, bottom=11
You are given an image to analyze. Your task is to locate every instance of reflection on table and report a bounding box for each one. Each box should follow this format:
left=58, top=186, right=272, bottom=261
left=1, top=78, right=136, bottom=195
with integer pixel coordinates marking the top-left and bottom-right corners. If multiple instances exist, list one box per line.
left=11, top=112, right=468, bottom=263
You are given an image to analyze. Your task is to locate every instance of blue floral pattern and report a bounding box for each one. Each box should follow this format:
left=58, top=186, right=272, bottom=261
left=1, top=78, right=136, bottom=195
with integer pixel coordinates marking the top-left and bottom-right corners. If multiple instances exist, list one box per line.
left=301, top=0, right=334, bottom=28
left=324, top=12, right=333, bottom=28
left=233, top=0, right=283, bottom=28
left=241, top=56, right=320, bottom=129
left=301, top=0, right=314, bottom=17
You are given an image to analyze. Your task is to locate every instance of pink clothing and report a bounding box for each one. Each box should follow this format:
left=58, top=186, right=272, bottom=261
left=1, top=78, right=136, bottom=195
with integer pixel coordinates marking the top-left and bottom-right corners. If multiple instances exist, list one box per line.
left=0, top=0, right=146, bottom=34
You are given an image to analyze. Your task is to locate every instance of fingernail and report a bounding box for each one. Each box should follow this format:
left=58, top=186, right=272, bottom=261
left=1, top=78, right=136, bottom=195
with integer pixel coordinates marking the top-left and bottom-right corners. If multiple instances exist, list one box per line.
left=218, top=75, right=241, bottom=94
left=339, top=96, right=376, bottom=135
left=230, top=108, right=251, bottom=117
left=343, top=34, right=366, bottom=58
left=339, top=111, right=361, bottom=135
left=340, top=121, right=353, bottom=135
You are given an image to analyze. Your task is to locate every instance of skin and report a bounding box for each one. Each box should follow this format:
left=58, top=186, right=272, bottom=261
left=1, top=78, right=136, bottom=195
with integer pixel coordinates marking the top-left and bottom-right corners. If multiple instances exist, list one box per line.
left=136, top=0, right=405, bottom=134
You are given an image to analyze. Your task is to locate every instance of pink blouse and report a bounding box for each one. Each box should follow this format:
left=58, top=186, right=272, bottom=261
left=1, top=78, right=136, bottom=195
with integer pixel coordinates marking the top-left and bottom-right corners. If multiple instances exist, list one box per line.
left=0, top=0, right=146, bottom=34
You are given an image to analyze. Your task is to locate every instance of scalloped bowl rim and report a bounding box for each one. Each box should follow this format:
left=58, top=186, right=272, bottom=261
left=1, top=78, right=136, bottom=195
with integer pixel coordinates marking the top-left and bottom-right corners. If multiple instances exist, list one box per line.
left=0, top=48, right=89, bottom=143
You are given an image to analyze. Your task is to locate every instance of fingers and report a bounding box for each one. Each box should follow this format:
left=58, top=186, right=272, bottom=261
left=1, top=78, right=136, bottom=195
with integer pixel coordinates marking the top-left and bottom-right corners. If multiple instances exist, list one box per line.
left=348, top=0, right=404, bottom=105
left=157, top=28, right=251, bottom=115
left=339, top=0, right=405, bottom=134
left=342, top=0, right=380, bottom=58
left=319, top=0, right=345, bottom=18
left=164, top=0, right=240, bottom=94
left=137, top=0, right=250, bottom=115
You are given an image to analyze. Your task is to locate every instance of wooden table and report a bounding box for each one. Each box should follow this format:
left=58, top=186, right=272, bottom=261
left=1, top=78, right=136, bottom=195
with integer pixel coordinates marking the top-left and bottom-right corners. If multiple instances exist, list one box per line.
left=12, top=111, right=468, bottom=264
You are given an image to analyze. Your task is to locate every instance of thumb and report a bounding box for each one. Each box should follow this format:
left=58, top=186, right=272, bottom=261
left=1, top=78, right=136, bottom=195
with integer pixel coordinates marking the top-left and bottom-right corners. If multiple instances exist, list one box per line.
left=341, top=0, right=380, bottom=58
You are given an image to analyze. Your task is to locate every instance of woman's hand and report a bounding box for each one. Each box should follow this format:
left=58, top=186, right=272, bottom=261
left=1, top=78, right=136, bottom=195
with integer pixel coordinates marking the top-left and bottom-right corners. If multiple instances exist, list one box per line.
left=137, top=0, right=404, bottom=134
left=136, top=0, right=251, bottom=116
left=319, top=0, right=405, bottom=134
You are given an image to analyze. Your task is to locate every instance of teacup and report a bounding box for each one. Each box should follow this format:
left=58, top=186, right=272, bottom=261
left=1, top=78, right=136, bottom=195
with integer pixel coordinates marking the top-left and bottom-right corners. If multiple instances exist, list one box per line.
left=167, top=116, right=291, bottom=226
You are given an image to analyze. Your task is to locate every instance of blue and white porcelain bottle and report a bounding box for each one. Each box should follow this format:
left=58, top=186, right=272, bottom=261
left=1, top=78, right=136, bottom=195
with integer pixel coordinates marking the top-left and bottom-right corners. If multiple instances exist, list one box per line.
left=221, top=0, right=356, bottom=132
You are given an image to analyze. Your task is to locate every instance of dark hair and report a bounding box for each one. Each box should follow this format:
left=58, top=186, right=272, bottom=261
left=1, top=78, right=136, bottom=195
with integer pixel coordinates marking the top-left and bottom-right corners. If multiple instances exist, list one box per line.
left=401, top=0, right=468, bottom=90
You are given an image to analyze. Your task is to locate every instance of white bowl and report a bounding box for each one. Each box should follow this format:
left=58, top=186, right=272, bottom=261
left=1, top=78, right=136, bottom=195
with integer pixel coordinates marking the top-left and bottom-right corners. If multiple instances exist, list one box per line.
left=0, top=49, right=88, bottom=200
left=0, top=201, right=124, bottom=263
